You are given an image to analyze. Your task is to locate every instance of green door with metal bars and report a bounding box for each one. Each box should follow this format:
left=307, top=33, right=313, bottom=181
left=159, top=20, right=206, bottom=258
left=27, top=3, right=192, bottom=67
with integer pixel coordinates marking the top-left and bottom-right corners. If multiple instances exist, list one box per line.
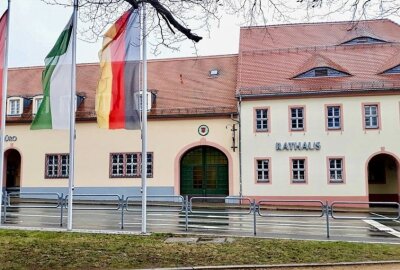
left=180, top=146, right=229, bottom=197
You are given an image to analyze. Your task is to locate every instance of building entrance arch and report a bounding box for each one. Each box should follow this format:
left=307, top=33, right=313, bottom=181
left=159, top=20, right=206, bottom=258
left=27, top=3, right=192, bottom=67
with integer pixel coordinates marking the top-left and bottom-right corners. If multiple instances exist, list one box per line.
left=180, top=146, right=229, bottom=197
left=4, top=149, right=21, bottom=192
left=367, top=153, right=399, bottom=202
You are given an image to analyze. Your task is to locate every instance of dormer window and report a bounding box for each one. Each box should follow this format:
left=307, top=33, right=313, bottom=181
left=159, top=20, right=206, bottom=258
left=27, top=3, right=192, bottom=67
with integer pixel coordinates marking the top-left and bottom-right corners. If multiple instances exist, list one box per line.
left=209, top=69, right=220, bottom=77
left=136, top=91, right=153, bottom=112
left=383, top=65, right=400, bottom=74
left=314, top=68, right=328, bottom=77
left=7, top=97, right=23, bottom=116
left=32, top=95, right=43, bottom=115
left=341, top=36, right=386, bottom=45
left=294, top=67, right=349, bottom=79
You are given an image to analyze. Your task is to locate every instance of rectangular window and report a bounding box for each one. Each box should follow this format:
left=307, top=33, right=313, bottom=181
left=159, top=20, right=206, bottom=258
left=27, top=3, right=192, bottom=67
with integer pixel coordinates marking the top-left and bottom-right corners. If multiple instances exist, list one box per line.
left=9, top=99, right=21, bottom=115
left=328, top=158, right=344, bottom=183
left=111, top=154, right=124, bottom=177
left=45, top=154, right=69, bottom=178
left=33, top=97, right=43, bottom=114
left=126, top=153, right=139, bottom=177
left=255, top=108, right=269, bottom=132
left=364, top=104, right=379, bottom=129
left=146, top=153, right=153, bottom=178
left=136, top=92, right=152, bottom=112
left=291, top=158, right=306, bottom=183
left=326, top=106, right=341, bottom=130
left=256, top=159, right=270, bottom=183
left=110, top=152, right=153, bottom=178
left=290, top=107, right=305, bottom=131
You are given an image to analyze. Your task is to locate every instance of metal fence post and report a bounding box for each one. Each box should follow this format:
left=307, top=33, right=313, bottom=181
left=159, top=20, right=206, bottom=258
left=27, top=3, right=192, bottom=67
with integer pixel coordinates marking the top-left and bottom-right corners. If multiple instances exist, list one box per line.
left=59, top=193, right=64, bottom=227
left=185, top=195, right=189, bottom=232
left=325, top=201, right=330, bottom=238
left=120, top=195, right=125, bottom=230
left=253, top=199, right=257, bottom=236
left=2, top=190, right=6, bottom=223
left=398, top=203, right=400, bottom=221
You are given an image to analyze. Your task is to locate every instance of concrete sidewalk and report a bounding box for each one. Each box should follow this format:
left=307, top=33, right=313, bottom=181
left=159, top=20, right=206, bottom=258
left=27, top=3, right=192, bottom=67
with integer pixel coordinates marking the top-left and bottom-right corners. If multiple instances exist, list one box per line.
left=145, top=262, right=400, bottom=270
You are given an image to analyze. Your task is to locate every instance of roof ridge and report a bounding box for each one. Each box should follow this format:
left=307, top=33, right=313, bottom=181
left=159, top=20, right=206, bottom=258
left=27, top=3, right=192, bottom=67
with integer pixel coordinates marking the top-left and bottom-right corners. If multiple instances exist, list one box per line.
left=147, top=54, right=238, bottom=62
left=240, top=18, right=397, bottom=30
left=9, top=54, right=239, bottom=70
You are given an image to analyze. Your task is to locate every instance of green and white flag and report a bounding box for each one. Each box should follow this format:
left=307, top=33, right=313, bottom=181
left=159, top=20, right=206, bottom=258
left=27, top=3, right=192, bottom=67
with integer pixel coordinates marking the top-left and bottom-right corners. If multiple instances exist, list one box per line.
left=31, top=15, right=74, bottom=130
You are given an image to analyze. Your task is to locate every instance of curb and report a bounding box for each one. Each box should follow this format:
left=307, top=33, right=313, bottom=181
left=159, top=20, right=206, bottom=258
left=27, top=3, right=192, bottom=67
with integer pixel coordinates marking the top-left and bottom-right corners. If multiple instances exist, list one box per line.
left=139, top=261, right=400, bottom=269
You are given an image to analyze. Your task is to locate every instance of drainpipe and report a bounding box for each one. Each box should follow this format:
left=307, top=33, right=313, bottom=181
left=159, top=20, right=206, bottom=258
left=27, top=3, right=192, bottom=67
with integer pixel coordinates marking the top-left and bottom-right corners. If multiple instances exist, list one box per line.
left=231, top=94, right=243, bottom=198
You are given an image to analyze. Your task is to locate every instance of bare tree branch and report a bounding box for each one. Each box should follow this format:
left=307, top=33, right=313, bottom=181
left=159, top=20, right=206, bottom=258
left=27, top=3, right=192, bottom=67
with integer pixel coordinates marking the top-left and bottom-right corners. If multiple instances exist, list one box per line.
left=43, top=0, right=400, bottom=54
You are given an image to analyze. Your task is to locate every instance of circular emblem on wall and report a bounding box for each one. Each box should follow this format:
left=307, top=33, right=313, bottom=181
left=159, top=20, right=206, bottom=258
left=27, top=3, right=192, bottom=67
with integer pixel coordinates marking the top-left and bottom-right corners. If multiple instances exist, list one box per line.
left=198, top=125, right=209, bottom=136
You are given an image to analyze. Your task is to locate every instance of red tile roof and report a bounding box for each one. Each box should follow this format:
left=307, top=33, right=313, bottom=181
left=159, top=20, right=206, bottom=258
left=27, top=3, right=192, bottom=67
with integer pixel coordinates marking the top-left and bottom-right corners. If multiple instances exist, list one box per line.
left=6, top=55, right=238, bottom=122
left=239, top=19, right=400, bottom=51
left=237, top=20, right=400, bottom=97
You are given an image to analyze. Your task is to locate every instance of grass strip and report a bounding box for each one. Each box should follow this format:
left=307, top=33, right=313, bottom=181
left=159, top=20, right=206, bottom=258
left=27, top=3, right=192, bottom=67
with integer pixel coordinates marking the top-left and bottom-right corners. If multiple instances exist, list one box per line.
left=0, top=230, right=399, bottom=269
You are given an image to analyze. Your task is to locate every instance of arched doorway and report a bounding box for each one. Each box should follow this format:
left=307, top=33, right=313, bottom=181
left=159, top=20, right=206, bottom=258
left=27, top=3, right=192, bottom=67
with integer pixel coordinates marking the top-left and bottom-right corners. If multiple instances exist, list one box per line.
left=180, top=146, right=228, bottom=197
left=4, top=149, right=21, bottom=192
left=367, top=153, right=399, bottom=202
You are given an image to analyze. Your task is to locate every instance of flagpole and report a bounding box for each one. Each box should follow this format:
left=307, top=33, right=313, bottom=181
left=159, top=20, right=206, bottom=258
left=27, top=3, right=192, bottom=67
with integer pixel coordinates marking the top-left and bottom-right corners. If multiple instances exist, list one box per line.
left=141, top=2, right=148, bottom=234
left=0, top=0, right=10, bottom=226
left=67, top=0, right=78, bottom=231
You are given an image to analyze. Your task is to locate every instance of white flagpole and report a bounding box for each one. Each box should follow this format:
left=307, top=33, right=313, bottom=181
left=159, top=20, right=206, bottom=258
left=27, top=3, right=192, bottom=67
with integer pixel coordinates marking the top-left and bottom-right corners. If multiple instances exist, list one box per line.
left=67, top=0, right=78, bottom=231
left=141, top=2, right=148, bottom=234
left=0, top=0, right=10, bottom=226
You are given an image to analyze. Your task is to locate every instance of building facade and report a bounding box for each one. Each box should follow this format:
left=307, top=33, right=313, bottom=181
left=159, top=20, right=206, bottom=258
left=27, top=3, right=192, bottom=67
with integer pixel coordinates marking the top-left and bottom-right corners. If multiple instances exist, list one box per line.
left=2, top=19, right=400, bottom=202
left=238, top=19, right=400, bottom=203
left=3, top=56, right=240, bottom=198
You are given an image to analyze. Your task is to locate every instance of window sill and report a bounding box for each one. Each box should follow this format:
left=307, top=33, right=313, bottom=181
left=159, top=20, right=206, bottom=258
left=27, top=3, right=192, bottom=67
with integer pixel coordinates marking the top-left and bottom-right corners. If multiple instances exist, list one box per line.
left=256, top=180, right=271, bottom=184
left=329, top=180, right=345, bottom=184
left=291, top=180, right=307, bottom=184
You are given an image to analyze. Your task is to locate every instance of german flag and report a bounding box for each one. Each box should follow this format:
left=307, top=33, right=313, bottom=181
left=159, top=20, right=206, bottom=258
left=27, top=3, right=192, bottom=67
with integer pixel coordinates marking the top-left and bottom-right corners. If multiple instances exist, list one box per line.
left=96, top=9, right=141, bottom=130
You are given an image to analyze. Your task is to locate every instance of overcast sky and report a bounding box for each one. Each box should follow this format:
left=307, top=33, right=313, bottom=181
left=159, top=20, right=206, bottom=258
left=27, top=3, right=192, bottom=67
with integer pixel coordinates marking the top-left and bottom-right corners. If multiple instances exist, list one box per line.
left=2, top=0, right=400, bottom=68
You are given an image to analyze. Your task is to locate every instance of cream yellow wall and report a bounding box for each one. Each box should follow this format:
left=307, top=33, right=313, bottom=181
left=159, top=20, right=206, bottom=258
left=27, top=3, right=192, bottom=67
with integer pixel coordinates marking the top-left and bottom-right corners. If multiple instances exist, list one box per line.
left=241, top=94, right=400, bottom=198
left=4, top=117, right=239, bottom=195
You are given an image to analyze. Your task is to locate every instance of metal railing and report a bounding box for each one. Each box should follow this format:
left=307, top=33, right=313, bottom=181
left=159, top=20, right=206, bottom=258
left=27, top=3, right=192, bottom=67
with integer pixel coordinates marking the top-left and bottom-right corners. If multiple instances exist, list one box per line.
left=4, top=191, right=64, bottom=226
left=331, top=201, right=400, bottom=220
left=1, top=192, right=400, bottom=240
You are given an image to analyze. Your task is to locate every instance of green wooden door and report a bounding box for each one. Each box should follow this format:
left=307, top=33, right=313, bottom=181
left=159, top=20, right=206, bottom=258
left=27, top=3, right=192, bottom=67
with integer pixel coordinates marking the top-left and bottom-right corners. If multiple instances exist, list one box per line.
left=180, top=146, right=228, bottom=197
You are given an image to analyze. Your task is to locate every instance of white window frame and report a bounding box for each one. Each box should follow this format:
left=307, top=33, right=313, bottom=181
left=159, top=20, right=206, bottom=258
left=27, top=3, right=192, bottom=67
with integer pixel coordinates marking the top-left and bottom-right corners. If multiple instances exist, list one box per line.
left=7, top=97, right=23, bottom=116
left=290, top=107, right=304, bottom=131
left=327, top=106, right=341, bottom=130
left=45, top=154, right=69, bottom=179
left=111, top=154, right=124, bottom=177
left=328, top=158, right=344, bottom=183
left=364, top=104, right=379, bottom=129
left=145, top=153, right=153, bottom=177
left=136, top=91, right=152, bottom=112
left=110, top=152, right=153, bottom=178
left=256, top=159, right=270, bottom=183
left=32, top=95, right=44, bottom=115
left=126, top=153, right=139, bottom=177
left=291, top=159, right=306, bottom=183
left=255, top=108, right=269, bottom=132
